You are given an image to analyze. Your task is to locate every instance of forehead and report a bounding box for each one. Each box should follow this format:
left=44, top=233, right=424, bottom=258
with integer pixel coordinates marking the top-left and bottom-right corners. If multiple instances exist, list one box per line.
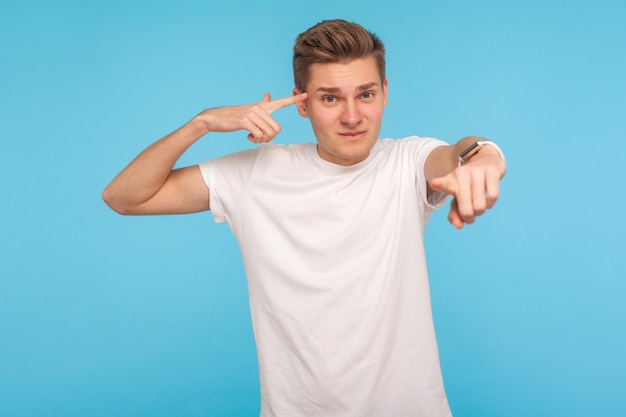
left=306, top=57, right=383, bottom=92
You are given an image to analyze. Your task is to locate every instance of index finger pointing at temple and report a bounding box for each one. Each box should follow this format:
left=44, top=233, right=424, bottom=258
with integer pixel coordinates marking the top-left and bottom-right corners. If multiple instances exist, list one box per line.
left=265, top=92, right=308, bottom=113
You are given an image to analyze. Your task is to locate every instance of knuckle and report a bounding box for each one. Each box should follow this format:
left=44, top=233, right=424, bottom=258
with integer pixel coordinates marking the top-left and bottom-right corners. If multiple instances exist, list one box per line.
left=474, top=202, right=487, bottom=215
left=458, top=205, right=472, bottom=218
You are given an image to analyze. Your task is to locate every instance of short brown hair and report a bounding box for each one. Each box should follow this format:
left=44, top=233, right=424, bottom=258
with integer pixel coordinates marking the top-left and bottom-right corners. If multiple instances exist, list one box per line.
left=293, top=19, right=386, bottom=92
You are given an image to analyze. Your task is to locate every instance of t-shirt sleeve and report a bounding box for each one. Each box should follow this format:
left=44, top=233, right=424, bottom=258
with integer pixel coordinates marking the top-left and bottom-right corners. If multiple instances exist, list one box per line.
left=411, top=137, right=449, bottom=210
left=197, top=148, right=259, bottom=224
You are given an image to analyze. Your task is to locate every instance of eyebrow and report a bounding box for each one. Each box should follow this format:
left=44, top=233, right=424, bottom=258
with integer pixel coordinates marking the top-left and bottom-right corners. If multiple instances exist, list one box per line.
left=315, top=82, right=379, bottom=94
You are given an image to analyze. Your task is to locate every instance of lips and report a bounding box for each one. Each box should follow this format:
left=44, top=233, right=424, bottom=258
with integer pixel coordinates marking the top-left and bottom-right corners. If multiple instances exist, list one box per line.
left=339, top=130, right=367, bottom=140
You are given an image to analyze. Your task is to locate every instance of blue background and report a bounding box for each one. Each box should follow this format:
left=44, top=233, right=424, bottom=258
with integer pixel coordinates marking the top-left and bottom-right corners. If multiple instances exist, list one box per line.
left=1, top=1, right=625, bottom=416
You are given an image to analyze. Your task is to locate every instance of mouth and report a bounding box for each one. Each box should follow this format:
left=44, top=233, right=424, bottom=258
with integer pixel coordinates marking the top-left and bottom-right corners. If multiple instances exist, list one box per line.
left=339, top=130, right=367, bottom=140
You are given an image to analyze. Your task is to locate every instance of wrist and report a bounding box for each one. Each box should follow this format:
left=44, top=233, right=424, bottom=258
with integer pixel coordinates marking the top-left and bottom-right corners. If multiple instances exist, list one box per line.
left=457, top=138, right=505, bottom=166
left=190, top=111, right=213, bottom=135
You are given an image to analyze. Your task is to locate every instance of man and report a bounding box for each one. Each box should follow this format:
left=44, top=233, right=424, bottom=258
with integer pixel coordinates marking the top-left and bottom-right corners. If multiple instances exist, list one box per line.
left=103, top=19, right=506, bottom=417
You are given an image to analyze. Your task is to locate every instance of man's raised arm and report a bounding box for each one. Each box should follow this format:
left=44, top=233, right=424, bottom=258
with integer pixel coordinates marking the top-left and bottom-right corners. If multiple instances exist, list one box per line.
left=102, top=92, right=307, bottom=215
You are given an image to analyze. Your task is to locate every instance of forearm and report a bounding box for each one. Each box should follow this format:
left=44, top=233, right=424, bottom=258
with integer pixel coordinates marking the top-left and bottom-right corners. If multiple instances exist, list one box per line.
left=425, top=136, right=482, bottom=182
left=102, top=116, right=209, bottom=213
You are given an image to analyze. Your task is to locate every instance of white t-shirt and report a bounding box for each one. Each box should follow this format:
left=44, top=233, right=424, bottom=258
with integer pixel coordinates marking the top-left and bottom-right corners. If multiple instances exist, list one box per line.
left=199, top=136, right=453, bottom=417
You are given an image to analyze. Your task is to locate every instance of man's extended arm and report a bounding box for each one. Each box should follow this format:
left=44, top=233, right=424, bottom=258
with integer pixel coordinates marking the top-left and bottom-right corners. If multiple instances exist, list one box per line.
left=102, top=92, right=307, bottom=215
left=424, top=136, right=507, bottom=229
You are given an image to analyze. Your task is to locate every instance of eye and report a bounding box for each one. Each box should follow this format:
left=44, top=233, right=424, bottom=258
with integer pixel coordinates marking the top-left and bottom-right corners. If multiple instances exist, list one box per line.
left=361, top=91, right=374, bottom=99
left=323, top=96, right=336, bottom=103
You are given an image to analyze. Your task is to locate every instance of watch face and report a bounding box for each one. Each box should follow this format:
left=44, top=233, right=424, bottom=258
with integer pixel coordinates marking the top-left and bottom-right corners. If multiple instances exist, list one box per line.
left=458, top=141, right=481, bottom=165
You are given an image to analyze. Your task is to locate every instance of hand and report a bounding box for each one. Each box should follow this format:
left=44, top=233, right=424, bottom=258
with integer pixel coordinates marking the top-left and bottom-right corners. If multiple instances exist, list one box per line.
left=429, top=151, right=506, bottom=229
left=197, top=92, right=308, bottom=143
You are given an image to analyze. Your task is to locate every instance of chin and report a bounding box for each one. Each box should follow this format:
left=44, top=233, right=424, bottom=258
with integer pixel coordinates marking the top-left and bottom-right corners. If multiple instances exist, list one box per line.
left=318, top=136, right=378, bottom=166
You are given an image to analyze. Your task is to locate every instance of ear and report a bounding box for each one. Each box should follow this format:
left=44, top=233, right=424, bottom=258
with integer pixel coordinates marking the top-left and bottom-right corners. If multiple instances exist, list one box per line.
left=293, top=88, right=308, bottom=118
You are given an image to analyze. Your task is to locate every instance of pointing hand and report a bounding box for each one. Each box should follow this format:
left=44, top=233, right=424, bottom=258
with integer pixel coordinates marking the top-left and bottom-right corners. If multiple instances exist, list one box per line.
left=198, top=92, right=308, bottom=143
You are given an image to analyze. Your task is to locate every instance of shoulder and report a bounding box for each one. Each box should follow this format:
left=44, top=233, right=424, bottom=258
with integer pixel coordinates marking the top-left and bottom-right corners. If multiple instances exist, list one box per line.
left=253, top=142, right=317, bottom=158
left=378, top=136, right=447, bottom=150
left=200, top=143, right=291, bottom=165
left=374, top=136, right=448, bottom=161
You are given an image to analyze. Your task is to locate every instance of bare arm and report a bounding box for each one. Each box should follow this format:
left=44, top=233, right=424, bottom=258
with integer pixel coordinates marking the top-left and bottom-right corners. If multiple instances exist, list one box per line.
left=424, top=136, right=507, bottom=229
left=102, top=92, right=308, bottom=215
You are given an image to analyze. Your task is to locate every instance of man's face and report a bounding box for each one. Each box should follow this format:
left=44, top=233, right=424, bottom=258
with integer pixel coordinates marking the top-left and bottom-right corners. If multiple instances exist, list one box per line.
left=294, top=57, right=388, bottom=166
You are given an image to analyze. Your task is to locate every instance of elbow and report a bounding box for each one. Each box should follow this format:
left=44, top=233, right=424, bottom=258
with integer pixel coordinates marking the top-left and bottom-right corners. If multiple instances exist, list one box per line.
left=102, top=186, right=133, bottom=215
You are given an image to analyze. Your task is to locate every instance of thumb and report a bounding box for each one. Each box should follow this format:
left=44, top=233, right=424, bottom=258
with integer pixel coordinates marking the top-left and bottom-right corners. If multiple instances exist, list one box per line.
left=430, top=173, right=457, bottom=195
left=260, top=92, right=271, bottom=103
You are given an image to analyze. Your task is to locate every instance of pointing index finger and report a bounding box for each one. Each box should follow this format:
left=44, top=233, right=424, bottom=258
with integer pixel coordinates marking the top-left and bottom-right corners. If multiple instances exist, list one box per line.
left=265, top=92, right=308, bottom=113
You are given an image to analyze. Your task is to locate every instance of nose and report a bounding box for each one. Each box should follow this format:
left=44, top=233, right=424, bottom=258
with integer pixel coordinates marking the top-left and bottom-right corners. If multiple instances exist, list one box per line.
left=340, top=99, right=362, bottom=127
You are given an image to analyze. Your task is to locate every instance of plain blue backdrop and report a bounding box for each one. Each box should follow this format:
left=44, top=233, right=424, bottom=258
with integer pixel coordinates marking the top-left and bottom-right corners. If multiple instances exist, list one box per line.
left=1, top=1, right=625, bottom=416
